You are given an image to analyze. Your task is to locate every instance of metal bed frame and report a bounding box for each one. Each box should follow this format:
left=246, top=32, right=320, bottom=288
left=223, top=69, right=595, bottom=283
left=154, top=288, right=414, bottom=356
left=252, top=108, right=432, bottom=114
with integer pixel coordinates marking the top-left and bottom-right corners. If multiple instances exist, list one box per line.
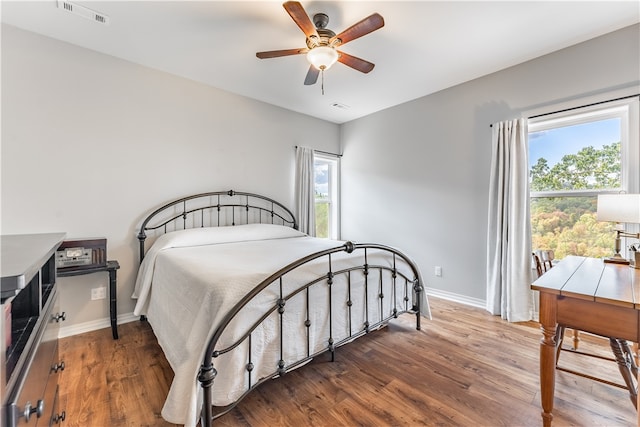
left=137, top=190, right=297, bottom=261
left=137, top=190, right=424, bottom=427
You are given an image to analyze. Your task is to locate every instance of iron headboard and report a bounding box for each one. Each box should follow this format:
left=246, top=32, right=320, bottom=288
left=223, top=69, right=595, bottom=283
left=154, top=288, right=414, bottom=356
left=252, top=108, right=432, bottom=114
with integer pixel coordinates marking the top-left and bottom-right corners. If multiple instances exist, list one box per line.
left=137, top=190, right=297, bottom=262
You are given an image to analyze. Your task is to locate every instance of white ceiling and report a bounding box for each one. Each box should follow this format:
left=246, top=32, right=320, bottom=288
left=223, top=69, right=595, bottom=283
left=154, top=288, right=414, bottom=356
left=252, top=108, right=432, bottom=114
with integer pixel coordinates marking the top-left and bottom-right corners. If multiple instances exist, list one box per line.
left=2, top=1, right=639, bottom=124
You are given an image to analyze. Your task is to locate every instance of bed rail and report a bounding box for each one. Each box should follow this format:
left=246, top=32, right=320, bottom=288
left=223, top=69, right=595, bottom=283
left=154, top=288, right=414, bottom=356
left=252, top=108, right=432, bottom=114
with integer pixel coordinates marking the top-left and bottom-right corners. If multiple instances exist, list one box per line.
left=198, top=241, right=424, bottom=426
left=137, top=190, right=297, bottom=262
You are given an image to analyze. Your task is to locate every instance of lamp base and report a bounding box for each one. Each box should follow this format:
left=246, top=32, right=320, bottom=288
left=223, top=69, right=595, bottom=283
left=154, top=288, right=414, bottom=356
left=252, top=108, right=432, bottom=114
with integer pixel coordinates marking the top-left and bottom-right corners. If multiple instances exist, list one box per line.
left=604, top=255, right=630, bottom=265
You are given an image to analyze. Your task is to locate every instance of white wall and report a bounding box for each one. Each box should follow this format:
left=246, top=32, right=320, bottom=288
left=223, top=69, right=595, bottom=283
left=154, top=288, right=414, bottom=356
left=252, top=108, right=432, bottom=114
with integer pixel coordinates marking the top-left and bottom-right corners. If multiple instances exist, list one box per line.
left=340, top=24, right=640, bottom=305
left=1, top=24, right=340, bottom=332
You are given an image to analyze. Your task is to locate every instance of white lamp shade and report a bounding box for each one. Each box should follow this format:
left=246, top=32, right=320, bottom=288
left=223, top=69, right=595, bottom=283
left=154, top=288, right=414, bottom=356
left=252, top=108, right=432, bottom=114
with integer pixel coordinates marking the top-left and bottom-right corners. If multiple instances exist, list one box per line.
left=306, top=46, right=339, bottom=70
left=597, top=194, right=640, bottom=223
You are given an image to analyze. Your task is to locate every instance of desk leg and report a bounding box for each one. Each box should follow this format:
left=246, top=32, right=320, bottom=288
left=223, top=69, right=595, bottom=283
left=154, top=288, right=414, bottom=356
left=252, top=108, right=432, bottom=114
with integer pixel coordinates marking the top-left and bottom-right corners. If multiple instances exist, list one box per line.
left=539, top=292, right=557, bottom=427
left=610, top=339, right=638, bottom=408
left=109, top=268, right=119, bottom=339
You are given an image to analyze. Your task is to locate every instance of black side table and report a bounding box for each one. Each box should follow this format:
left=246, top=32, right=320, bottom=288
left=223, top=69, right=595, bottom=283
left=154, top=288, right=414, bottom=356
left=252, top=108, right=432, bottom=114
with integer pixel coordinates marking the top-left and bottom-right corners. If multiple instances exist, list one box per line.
left=58, top=260, right=120, bottom=339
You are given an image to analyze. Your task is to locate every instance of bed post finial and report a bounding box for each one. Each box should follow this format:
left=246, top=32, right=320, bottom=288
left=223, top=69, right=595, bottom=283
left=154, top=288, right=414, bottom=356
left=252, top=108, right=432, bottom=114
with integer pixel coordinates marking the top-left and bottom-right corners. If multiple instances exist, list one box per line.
left=413, top=279, right=423, bottom=331
left=343, top=241, right=355, bottom=253
left=137, top=230, right=147, bottom=263
left=199, top=363, right=217, bottom=427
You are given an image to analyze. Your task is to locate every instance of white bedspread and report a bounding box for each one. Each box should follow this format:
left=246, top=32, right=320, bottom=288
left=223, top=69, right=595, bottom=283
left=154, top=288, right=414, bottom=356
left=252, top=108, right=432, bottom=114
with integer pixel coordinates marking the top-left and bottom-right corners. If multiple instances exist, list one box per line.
left=132, top=224, right=429, bottom=426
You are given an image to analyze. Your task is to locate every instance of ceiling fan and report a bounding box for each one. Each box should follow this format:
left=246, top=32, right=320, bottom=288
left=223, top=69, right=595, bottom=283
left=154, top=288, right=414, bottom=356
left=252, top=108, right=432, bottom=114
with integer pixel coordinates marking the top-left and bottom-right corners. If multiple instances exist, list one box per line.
left=256, top=1, right=384, bottom=88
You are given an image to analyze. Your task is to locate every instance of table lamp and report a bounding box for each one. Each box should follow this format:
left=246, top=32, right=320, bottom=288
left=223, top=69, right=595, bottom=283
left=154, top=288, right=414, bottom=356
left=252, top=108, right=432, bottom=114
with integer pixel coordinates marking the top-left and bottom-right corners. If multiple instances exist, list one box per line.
left=597, top=194, right=640, bottom=264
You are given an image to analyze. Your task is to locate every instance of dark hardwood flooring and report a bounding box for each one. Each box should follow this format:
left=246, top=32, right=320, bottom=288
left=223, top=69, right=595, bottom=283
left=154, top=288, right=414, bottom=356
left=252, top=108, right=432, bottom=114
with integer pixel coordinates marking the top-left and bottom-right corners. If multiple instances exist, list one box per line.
left=59, top=297, right=636, bottom=426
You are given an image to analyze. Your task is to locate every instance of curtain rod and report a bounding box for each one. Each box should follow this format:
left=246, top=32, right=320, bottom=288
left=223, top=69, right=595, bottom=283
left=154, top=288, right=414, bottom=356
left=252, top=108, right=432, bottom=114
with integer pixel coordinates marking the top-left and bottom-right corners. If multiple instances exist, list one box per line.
left=489, top=93, right=640, bottom=127
left=294, top=146, right=343, bottom=157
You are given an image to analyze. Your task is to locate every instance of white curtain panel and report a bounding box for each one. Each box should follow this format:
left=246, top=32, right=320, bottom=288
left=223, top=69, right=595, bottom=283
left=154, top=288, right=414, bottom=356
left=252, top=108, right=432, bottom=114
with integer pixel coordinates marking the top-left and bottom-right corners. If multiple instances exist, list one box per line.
left=295, top=146, right=316, bottom=236
left=486, top=118, right=533, bottom=322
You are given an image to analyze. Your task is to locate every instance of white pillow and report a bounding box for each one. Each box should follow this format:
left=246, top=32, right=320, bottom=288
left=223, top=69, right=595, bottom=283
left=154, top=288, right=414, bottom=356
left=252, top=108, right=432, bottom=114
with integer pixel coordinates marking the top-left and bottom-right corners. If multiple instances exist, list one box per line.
left=150, top=223, right=305, bottom=251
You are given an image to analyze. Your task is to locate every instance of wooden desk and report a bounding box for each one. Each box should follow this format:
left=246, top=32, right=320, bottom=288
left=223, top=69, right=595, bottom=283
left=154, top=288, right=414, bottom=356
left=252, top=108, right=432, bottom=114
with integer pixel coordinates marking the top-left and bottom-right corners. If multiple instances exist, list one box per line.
left=531, top=256, right=640, bottom=426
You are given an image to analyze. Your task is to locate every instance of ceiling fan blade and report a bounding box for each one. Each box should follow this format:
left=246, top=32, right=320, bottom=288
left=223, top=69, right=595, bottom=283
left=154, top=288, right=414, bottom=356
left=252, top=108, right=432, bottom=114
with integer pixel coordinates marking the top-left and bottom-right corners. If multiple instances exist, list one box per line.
left=256, top=48, right=308, bottom=59
left=330, top=13, right=384, bottom=46
left=304, top=66, right=320, bottom=85
left=337, top=51, right=375, bottom=73
left=283, top=1, right=319, bottom=39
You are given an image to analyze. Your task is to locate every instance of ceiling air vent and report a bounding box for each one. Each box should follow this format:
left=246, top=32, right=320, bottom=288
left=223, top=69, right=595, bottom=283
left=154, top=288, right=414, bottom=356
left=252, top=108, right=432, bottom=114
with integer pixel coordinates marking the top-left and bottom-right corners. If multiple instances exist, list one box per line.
left=331, top=103, right=350, bottom=110
left=57, top=0, right=110, bottom=25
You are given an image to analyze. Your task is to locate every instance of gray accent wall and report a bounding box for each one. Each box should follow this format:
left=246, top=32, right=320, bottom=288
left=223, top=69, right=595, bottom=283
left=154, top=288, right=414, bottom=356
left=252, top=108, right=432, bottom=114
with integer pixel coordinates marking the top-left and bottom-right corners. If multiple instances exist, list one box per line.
left=340, top=24, right=640, bottom=305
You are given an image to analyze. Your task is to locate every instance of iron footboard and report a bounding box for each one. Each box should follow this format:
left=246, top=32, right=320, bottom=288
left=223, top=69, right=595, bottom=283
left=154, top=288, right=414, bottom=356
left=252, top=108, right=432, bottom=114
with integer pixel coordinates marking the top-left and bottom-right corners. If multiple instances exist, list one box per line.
left=198, top=241, right=425, bottom=427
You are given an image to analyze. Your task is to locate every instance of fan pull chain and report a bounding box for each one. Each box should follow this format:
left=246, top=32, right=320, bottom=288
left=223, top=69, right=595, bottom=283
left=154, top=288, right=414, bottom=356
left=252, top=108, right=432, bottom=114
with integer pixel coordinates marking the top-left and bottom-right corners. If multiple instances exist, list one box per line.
left=321, top=68, right=325, bottom=95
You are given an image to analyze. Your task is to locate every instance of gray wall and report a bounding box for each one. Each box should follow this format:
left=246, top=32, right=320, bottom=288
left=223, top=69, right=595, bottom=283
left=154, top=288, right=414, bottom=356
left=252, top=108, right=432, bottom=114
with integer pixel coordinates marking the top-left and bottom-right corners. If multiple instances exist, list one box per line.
left=2, top=22, right=639, bottom=334
left=340, top=24, right=640, bottom=305
left=1, top=24, right=340, bottom=333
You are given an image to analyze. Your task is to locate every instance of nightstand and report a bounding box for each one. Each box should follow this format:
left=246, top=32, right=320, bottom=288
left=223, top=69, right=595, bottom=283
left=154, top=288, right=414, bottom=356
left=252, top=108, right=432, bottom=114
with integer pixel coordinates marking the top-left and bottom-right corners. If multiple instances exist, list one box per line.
left=58, top=260, right=120, bottom=339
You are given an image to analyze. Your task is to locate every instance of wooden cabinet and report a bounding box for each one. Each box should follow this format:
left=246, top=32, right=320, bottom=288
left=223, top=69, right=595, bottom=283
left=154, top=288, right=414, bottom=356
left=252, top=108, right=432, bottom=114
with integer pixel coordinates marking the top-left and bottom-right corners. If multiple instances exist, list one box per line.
left=1, top=233, right=67, bottom=426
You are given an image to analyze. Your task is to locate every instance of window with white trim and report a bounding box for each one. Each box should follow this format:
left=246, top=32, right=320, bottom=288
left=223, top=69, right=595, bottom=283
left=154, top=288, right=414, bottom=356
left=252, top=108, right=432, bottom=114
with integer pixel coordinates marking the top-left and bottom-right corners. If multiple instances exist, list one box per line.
left=528, top=97, right=639, bottom=259
left=314, top=153, right=339, bottom=239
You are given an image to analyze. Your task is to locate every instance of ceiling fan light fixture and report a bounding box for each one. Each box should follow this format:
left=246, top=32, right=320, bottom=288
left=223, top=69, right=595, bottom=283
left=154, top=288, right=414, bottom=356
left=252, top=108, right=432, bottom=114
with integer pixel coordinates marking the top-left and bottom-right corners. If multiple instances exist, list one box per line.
left=306, top=46, right=338, bottom=70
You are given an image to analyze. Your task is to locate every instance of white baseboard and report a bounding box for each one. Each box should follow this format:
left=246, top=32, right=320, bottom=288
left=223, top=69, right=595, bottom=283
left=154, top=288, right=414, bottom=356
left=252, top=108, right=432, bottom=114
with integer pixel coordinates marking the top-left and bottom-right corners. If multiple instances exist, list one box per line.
left=58, top=312, right=139, bottom=339
left=425, top=287, right=486, bottom=309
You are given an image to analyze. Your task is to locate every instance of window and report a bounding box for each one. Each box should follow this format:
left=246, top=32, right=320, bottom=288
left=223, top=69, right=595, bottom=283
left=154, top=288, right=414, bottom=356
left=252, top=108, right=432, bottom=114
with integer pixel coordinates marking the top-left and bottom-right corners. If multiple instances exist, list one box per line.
left=314, top=153, right=339, bottom=239
left=528, top=97, right=639, bottom=259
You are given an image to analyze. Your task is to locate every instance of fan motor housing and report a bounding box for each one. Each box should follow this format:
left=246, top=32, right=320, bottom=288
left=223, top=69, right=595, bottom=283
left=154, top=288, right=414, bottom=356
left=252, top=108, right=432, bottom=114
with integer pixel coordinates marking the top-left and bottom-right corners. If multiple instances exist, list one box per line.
left=306, top=14, right=337, bottom=49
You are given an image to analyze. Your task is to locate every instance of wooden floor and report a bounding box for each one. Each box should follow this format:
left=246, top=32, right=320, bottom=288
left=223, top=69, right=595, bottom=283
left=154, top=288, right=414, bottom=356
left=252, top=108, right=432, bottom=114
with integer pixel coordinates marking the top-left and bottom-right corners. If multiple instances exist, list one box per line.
left=59, top=297, right=636, bottom=426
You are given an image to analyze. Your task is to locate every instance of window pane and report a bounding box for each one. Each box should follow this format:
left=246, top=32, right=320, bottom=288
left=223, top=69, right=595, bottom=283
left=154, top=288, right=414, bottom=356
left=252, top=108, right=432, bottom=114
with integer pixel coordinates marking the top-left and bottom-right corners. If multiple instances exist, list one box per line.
left=531, top=196, right=615, bottom=258
left=315, top=201, right=329, bottom=238
left=314, top=156, right=335, bottom=239
left=314, top=161, right=329, bottom=199
left=315, top=159, right=329, bottom=238
left=529, top=118, right=621, bottom=192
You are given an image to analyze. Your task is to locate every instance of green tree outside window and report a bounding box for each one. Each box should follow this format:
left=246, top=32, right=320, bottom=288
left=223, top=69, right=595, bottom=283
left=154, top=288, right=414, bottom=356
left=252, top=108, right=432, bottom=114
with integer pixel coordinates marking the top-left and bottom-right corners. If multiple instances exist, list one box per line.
left=530, top=142, right=620, bottom=259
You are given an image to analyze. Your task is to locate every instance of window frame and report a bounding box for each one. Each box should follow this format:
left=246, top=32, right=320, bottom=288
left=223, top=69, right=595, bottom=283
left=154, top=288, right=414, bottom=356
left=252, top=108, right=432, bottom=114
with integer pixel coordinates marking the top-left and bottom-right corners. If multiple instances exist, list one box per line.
left=313, top=152, right=340, bottom=240
left=527, top=95, right=640, bottom=257
left=528, top=97, right=639, bottom=198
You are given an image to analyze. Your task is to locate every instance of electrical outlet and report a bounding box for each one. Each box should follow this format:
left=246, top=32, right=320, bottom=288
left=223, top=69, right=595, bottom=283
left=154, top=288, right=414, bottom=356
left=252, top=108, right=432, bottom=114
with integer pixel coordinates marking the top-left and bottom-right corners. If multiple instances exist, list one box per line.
left=435, top=266, right=442, bottom=277
left=91, top=286, right=106, bottom=300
